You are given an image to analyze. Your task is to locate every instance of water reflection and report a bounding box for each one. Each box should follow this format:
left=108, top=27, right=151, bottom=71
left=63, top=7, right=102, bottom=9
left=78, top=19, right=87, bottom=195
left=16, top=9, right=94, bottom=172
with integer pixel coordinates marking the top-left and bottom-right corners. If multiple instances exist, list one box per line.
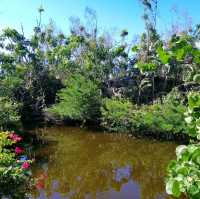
left=30, top=127, right=176, bottom=199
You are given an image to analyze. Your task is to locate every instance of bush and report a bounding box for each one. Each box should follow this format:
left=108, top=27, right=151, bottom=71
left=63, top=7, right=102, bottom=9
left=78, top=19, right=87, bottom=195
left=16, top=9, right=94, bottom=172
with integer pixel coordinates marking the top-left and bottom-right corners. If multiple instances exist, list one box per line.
left=185, top=92, right=200, bottom=140
left=48, top=74, right=102, bottom=122
left=101, top=98, right=135, bottom=132
left=166, top=144, right=200, bottom=199
left=166, top=92, right=200, bottom=199
left=137, top=102, right=187, bottom=135
left=101, top=98, right=187, bottom=136
left=0, top=131, right=32, bottom=198
left=0, top=97, right=20, bottom=128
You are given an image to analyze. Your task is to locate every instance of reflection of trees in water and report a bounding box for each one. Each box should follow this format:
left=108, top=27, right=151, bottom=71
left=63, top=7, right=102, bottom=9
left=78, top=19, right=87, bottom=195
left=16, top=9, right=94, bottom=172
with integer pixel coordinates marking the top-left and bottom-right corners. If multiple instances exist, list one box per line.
left=31, top=127, right=177, bottom=199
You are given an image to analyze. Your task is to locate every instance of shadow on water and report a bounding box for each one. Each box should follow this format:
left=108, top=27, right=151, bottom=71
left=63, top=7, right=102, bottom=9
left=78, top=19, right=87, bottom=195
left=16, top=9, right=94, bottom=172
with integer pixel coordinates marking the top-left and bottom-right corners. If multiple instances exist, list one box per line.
left=29, top=126, right=178, bottom=199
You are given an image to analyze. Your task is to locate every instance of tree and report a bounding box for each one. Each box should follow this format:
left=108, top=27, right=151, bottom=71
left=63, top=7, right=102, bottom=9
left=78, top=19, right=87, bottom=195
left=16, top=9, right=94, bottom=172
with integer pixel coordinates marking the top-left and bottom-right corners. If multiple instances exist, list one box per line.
left=48, top=74, right=101, bottom=122
left=132, top=0, right=160, bottom=103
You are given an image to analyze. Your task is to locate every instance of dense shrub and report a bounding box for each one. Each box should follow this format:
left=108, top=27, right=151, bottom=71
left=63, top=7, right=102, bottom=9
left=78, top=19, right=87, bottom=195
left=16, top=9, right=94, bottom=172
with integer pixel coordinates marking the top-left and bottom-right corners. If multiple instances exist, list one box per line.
left=101, top=98, right=135, bottom=132
left=0, top=97, right=20, bottom=129
left=48, top=74, right=102, bottom=122
left=0, top=131, right=32, bottom=198
left=137, top=102, right=187, bottom=135
left=101, top=98, right=187, bottom=136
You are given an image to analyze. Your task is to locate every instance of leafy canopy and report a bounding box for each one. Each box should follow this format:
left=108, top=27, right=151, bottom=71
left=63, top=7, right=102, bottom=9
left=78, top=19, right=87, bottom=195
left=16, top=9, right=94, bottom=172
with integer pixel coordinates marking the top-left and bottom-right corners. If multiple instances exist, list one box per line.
left=49, top=74, right=101, bottom=121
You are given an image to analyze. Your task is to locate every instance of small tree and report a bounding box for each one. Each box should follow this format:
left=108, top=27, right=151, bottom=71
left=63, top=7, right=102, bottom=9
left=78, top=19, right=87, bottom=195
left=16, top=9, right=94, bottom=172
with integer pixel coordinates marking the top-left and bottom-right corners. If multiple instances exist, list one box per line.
left=48, top=74, right=101, bottom=122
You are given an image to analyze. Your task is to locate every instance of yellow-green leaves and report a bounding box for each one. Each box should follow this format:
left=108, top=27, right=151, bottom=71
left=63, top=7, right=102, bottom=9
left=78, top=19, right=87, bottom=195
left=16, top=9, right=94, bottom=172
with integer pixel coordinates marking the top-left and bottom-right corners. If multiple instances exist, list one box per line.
left=136, top=62, right=156, bottom=72
left=156, top=46, right=170, bottom=64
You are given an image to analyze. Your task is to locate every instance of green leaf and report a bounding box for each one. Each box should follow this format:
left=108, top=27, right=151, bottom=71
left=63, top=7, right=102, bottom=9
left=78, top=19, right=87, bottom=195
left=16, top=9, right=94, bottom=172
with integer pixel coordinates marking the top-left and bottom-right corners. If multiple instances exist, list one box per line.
left=156, top=47, right=170, bottom=64
left=188, top=93, right=200, bottom=109
left=176, top=145, right=187, bottom=158
left=166, top=179, right=181, bottom=198
left=188, top=185, right=200, bottom=197
left=193, top=74, right=200, bottom=83
left=191, top=148, right=200, bottom=165
left=132, top=45, right=138, bottom=52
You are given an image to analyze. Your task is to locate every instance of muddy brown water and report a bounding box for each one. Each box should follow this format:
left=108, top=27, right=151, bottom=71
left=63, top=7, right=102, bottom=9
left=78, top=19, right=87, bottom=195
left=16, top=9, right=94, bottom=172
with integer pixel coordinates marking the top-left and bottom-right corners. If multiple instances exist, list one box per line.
left=29, top=126, right=178, bottom=199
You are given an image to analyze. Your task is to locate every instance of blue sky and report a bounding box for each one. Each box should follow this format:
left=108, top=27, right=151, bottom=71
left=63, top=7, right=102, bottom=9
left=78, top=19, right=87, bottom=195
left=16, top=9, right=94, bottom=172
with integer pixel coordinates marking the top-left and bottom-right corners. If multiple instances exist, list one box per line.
left=0, top=0, right=199, bottom=40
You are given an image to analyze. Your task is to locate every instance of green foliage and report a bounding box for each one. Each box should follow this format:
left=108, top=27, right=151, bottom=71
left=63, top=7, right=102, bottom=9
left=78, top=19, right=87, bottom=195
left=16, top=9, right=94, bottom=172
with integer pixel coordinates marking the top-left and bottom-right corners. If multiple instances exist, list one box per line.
left=138, top=102, right=187, bottom=135
left=0, top=97, right=20, bottom=128
left=185, top=92, right=200, bottom=140
left=156, top=34, right=200, bottom=82
left=166, top=92, right=200, bottom=199
left=49, top=74, right=101, bottom=121
left=0, top=9, right=199, bottom=128
left=101, top=97, right=187, bottom=136
left=0, top=131, right=32, bottom=198
left=166, top=144, right=200, bottom=199
left=0, top=17, right=128, bottom=126
left=101, top=98, right=135, bottom=132
left=136, top=61, right=157, bottom=72
left=156, top=46, right=170, bottom=64
left=193, top=74, right=200, bottom=83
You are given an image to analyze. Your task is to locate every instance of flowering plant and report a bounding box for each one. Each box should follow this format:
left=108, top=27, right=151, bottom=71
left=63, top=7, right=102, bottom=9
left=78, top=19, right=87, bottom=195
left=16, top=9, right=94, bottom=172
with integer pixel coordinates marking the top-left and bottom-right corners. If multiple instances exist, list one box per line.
left=0, top=131, right=32, bottom=198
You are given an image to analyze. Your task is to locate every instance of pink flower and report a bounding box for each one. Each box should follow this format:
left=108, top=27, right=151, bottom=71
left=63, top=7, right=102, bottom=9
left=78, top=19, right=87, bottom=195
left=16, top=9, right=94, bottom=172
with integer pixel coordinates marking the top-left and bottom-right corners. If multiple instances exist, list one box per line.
left=21, top=161, right=30, bottom=169
left=15, top=147, right=23, bottom=155
left=8, top=133, right=22, bottom=142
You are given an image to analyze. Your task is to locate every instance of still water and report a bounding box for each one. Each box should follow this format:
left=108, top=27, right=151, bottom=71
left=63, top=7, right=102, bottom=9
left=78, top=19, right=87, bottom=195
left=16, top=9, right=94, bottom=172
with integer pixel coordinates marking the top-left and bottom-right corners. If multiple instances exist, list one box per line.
left=30, top=127, right=177, bottom=199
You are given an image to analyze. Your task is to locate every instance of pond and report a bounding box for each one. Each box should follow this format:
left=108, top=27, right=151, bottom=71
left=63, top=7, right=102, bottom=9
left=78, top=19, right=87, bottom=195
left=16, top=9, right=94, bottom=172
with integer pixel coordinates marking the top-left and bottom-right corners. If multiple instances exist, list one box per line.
left=29, top=126, right=177, bottom=199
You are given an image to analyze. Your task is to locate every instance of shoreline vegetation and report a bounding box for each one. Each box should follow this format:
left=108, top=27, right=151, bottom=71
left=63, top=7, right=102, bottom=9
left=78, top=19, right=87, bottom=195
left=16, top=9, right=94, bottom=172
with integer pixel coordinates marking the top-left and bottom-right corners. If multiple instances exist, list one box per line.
left=0, top=0, right=199, bottom=198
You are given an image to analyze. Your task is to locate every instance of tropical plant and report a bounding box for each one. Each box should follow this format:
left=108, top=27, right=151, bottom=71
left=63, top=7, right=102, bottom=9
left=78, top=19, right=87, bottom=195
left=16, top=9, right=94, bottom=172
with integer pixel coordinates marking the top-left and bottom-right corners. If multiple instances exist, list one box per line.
left=156, top=34, right=200, bottom=84
left=166, top=144, right=200, bottom=198
left=48, top=74, right=102, bottom=122
left=0, top=131, right=32, bottom=198
left=185, top=92, right=200, bottom=140
left=166, top=92, right=200, bottom=199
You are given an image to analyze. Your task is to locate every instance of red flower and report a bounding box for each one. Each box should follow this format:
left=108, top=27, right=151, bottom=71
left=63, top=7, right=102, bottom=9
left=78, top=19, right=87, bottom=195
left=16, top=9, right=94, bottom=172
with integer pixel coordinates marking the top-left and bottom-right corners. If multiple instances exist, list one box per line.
left=35, top=181, right=45, bottom=189
left=15, top=147, right=23, bottom=155
left=21, top=161, right=30, bottom=169
left=8, top=133, right=22, bottom=142
left=35, top=173, right=48, bottom=190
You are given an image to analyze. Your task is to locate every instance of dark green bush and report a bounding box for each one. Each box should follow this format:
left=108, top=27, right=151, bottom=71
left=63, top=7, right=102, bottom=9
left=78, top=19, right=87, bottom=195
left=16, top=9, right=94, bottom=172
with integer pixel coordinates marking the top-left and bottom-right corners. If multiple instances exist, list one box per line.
left=0, top=97, right=20, bottom=129
left=101, top=97, right=187, bottom=136
left=138, top=102, right=187, bottom=134
left=48, top=74, right=102, bottom=122
left=101, top=98, right=136, bottom=132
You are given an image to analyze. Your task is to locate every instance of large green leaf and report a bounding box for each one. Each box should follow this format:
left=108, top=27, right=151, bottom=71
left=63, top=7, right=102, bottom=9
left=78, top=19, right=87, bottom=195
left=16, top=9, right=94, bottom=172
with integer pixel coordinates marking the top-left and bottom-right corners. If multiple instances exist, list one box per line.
left=156, top=47, right=170, bottom=64
left=166, top=179, right=181, bottom=198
